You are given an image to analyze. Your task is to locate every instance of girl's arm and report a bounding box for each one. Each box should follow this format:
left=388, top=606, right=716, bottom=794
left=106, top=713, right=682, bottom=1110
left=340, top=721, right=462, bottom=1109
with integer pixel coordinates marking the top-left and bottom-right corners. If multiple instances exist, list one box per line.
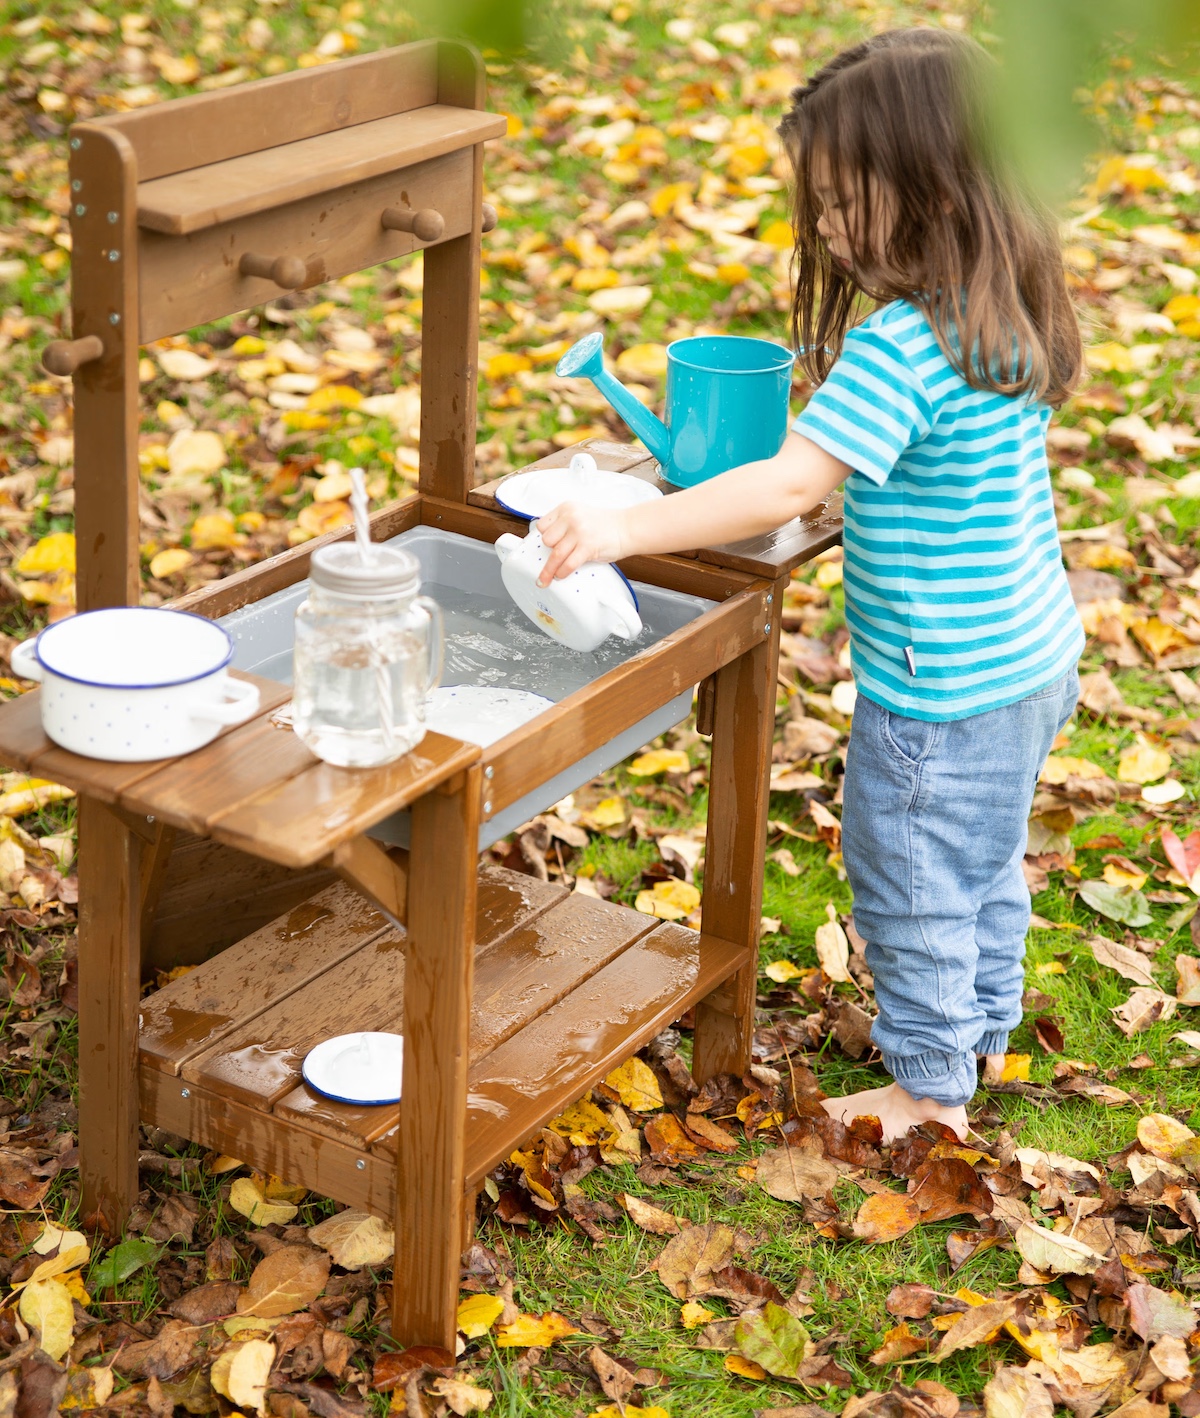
left=536, top=431, right=849, bottom=583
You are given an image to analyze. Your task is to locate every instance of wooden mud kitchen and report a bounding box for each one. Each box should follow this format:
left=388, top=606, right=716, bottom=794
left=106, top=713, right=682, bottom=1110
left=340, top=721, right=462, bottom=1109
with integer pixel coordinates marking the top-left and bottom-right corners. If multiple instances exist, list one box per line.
left=3, top=40, right=843, bottom=1346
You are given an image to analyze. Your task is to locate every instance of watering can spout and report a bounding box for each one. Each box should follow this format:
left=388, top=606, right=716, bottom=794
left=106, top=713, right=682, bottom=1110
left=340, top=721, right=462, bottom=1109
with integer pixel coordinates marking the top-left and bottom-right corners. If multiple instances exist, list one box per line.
left=555, top=333, right=672, bottom=466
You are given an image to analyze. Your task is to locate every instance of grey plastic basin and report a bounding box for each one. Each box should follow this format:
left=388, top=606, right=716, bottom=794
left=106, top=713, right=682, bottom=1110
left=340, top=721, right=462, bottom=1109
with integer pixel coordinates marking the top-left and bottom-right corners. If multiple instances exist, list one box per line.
left=218, top=526, right=714, bottom=850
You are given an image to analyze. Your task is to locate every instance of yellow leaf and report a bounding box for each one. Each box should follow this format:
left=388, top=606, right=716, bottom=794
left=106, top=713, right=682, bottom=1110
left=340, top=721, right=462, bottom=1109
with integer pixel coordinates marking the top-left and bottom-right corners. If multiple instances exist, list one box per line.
left=11, top=1244, right=90, bottom=1293
left=431, top=1377, right=495, bottom=1415
left=589, top=285, right=653, bottom=317
left=61, top=1270, right=91, bottom=1305
left=1103, top=862, right=1148, bottom=890
left=764, top=959, right=802, bottom=983
left=306, top=384, right=363, bottom=412
left=635, top=879, right=701, bottom=921
left=313, top=470, right=354, bottom=502
left=167, top=428, right=227, bottom=478
left=282, top=410, right=331, bottom=432
left=237, top=511, right=266, bottom=534
left=1036, top=961, right=1067, bottom=975
left=149, top=548, right=193, bottom=579
left=1040, top=755, right=1107, bottom=785
left=33, top=1224, right=88, bottom=1257
left=604, top=1056, right=664, bottom=1112
left=681, top=1301, right=716, bottom=1328
left=1117, top=743, right=1171, bottom=784
left=724, top=1354, right=767, bottom=1381
left=759, top=219, right=795, bottom=249
left=16, top=532, right=75, bottom=576
left=1137, top=1112, right=1195, bottom=1160
left=307, top=1210, right=394, bottom=1269
left=1131, top=617, right=1194, bottom=659
left=580, top=796, right=626, bottom=829
left=649, top=181, right=693, bottom=217
left=716, top=261, right=750, bottom=284
left=615, top=343, right=669, bottom=380
left=158, top=348, right=217, bottom=381
left=18, top=571, right=75, bottom=609
left=546, top=1097, right=616, bottom=1144
left=815, top=561, right=843, bottom=589
left=1001, top=1053, right=1031, bottom=1082
left=1085, top=342, right=1135, bottom=374
left=210, top=1338, right=275, bottom=1415
left=572, top=268, right=621, bottom=292
left=230, top=335, right=267, bottom=356
left=485, top=352, right=532, bottom=381
left=457, top=1294, right=505, bottom=1338
left=1164, top=294, right=1200, bottom=323
left=229, top=1176, right=298, bottom=1226
left=494, top=1311, right=580, bottom=1347
left=18, top=1278, right=75, bottom=1361
left=190, top=511, right=241, bottom=551
left=628, top=748, right=690, bottom=777
left=296, top=501, right=354, bottom=537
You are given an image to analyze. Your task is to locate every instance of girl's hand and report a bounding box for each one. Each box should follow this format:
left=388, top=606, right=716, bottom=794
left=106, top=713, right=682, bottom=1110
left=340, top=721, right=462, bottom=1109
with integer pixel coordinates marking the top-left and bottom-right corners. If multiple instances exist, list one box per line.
left=536, top=502, right=627, bottom=584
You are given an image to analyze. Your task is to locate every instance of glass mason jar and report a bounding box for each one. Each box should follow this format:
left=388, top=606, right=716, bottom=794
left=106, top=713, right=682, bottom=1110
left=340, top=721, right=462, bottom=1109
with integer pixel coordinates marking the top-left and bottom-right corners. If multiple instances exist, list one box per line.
left=292, top=542, right=443, bottom=768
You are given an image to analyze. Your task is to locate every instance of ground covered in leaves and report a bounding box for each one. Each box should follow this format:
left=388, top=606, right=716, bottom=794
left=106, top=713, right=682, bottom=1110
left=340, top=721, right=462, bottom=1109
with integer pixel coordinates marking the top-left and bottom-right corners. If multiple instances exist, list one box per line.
left=6, top=0, right=1200, bottom=1415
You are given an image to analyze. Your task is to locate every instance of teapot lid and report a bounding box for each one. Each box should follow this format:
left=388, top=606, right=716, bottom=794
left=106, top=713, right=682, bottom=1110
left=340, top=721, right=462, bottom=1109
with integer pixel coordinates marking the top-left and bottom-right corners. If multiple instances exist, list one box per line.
left=310, top=541, right=419, bottom=599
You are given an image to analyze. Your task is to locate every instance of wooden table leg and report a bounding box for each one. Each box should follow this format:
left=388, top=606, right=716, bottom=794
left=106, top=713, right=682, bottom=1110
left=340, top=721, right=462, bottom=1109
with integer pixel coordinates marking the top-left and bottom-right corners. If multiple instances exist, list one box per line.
left=392, top=766, right=482, bottom=1349
left=692, top=579, right=784, bottom=1082
left=76, top=797, right=142, bottom=1234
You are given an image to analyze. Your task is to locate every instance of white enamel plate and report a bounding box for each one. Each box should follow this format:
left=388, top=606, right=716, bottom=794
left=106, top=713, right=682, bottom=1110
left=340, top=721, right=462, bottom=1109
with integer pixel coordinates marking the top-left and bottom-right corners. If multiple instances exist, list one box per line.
left=302, top=1032, right=404, bottom=1106
left=496, top=464, right=664, bottom=521
left=424, top=685, right=554, bottom=747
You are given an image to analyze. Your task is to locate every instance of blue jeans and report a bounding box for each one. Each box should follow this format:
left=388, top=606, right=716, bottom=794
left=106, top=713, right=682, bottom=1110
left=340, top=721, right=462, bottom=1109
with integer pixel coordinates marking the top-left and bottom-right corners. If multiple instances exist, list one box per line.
left=840, top=669, right=1078, bottom=1107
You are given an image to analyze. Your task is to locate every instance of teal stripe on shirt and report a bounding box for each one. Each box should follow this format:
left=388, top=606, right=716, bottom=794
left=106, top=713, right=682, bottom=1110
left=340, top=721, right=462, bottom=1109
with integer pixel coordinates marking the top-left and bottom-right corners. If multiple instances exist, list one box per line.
left=792, top=298, right=1082, bottom=722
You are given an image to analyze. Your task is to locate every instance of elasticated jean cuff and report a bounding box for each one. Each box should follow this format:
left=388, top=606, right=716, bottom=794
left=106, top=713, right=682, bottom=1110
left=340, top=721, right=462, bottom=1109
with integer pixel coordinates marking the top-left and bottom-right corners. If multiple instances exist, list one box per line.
left=975, top=1030, right=1009, bottom=1059
left=882, top=1049, right=976, bottom=1108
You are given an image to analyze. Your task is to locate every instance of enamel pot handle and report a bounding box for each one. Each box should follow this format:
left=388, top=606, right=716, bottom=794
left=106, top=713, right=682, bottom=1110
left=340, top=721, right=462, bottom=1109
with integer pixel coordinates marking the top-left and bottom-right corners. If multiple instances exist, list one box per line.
left=10, top=640, right=43, bottom=682
left=189, top=676, right=260, bottom=727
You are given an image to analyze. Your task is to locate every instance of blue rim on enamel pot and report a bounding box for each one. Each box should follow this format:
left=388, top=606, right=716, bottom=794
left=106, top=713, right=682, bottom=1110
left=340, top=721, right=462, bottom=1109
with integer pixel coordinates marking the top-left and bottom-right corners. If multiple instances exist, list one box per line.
left=31, top=607, right=234, bottom=689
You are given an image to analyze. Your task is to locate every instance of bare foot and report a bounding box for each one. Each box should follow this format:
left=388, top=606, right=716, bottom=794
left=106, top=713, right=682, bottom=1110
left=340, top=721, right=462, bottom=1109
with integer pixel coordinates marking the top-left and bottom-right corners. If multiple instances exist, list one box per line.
left=979, top=1053, right=1005, bottom=1085
left=821, top=1081, right=969, bottom=1143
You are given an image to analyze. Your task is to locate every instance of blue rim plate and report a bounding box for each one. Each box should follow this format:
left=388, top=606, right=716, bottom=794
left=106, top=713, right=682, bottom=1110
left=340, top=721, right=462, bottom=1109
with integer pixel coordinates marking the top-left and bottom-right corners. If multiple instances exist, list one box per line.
left=495, top=466, right=664, bottom=522
left=302, top=1032, right=403, bottom=1106
left=32, top=607, right=234, bottom=690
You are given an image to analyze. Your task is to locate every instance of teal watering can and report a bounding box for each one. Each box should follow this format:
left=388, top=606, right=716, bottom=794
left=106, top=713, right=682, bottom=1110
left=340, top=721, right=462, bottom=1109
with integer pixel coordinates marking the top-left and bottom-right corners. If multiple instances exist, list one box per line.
left=555, top=331, right=795, bottom=487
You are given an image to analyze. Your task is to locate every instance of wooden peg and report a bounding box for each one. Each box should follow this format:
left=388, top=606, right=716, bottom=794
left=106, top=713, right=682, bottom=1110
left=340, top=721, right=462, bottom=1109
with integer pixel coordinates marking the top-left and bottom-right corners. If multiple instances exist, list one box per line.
left=237, top=252, right=308, bottom=289
left=481, top=203, right=498, bottom=233
left=43, top=335, right=104, bottom=377
left=380, top=206, right=445, bottom=243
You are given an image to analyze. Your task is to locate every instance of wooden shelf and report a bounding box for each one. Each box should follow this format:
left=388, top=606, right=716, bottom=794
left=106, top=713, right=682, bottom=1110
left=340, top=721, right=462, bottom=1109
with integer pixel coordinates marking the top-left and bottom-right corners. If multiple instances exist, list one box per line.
left=138, top=871, right=742, bottom=1210
left=136, top=105, right=505, bottom=235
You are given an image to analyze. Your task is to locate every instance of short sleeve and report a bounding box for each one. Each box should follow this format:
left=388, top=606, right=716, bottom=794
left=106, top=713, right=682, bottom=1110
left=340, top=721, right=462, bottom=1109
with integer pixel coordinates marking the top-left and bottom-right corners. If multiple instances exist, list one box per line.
left=791, top=324, right=933, bottom=486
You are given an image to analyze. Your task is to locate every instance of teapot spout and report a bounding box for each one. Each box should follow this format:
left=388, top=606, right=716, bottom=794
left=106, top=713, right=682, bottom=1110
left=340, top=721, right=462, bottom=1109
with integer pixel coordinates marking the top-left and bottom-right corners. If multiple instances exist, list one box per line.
left=555, top=333, right=671, bottom=467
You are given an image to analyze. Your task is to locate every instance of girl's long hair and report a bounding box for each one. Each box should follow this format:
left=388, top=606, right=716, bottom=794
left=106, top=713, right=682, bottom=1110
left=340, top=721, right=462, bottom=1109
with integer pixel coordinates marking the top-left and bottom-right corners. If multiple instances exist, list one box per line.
left=778, top=29, right=1082, bottom=408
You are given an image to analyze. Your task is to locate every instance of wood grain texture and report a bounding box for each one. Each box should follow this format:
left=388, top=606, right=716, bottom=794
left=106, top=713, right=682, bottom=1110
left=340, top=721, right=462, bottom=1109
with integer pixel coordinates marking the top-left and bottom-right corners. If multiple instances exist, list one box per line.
left=92, top=40, right=440, bottom=182
left=136, top=107, right=503, bottom=235
left=77, top=799, right=141, bottom=1234
left=329, top=836, right=409, bottom=927
left=140, top=880, right=390, bottom=1075
left=0, top=689, right=54, bottom=772
left=68, top=126, right=140, bottom=611
left=138, top=152, right=475, bottom=343
left=691, top=579, right=786, bottom=1082
left=393, top=764, right=482, bottom=1348
left=207, top=732, right=480, bottom=868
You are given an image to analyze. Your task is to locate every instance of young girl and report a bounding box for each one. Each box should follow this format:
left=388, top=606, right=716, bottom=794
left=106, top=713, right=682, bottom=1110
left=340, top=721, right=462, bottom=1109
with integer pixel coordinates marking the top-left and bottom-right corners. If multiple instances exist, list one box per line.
left=536, top=27, right=1085, bottom=1142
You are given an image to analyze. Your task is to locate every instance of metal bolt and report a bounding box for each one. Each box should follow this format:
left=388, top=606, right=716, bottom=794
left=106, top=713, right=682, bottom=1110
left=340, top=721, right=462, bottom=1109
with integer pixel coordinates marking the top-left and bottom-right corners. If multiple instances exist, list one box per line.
left=71, top=179, right=82, bottom=191
left=766, top=592, right=773, bottom=605
left=764, top=623, right=771, bottom=634
left=146, top=814, right=155, bottom=823
left=107, top=211, right=118, bottom=223
left=483, top=800, right=492, bottom=814
left=109, top=313, right=120, bottom=326
left=108, top=250, right=120, bottom=262
left=74, top=204, right=86, bottom=217
left=484, top=765, right=494, bottom=779
left=70, top=137, right=81, bottom=150
left=356, top=1159, right=366, bottom=1171
left=181, top=1088, right=190, bottom=1098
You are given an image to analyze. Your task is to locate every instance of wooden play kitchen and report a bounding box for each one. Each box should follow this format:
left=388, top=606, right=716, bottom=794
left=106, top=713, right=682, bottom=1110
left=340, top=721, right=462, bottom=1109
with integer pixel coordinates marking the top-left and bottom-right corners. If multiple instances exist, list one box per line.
left=1, top=41, right=842, bottom=1346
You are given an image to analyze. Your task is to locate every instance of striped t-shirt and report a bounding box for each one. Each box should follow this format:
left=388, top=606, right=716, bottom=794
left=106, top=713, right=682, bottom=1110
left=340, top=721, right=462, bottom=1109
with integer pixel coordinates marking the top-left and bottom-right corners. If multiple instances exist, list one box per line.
left=792, top=299, right=1083, bottom=721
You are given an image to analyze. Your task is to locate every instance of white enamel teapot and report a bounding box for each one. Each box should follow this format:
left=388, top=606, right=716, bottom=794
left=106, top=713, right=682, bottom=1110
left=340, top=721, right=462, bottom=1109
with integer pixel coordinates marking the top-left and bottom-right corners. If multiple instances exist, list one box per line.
left=494, top=526, right=642, bottom=654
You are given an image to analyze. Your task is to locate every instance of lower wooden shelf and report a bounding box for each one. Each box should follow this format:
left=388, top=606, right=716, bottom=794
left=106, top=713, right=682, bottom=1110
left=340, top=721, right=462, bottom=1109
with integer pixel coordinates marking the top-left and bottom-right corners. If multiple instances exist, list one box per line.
left=138, top=866, right=745, bottom=1212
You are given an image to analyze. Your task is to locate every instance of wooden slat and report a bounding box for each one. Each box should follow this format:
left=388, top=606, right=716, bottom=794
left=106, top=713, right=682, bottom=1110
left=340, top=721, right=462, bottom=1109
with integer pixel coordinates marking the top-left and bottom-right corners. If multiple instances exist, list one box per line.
left=139, top=151, right=475, bottom=344
left=120, top=710, right=316, bottom=835
left=207, top=733, right=480, bottom=868
left=271, top=887, right=652, bottom=1145
left=0, top=671, right=290, bottom=806
left=692, top=585, right=784, bottom=1081
left=92, top=41, right=440, bottom=182
left=136, top=106, right=503, bottom=235
left=77, top=800, right=141, bottom=1233
left=177, top=864, right=567, bottom=1116
left=479, top=586, right=768, bottom=818
left=330, top=836, right=409, bottom=927
left=170, top=496, right=420, bottom=621
left=141, top=1069, right=395, bottom=1217
left=139, top=880, right=390, bottom=1075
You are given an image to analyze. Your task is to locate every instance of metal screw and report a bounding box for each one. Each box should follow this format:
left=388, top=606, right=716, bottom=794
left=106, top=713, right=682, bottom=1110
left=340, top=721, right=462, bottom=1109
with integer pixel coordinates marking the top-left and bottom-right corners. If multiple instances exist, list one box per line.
left=356, top=1159, right=366, bottom=1171
left=766, top=592, right=773, bottom=605
left=109, top=313, right=121, bottom=326
left=108, top=250, right=120, bottom=262
left=764, top=623, right=771, bottom=634
left=483, top=800, right=492, bottom=814
left=70, top=137, right=81, bottom=150
left=484, top=765, right=493, bottom=779
left=71, top=179, right=82, bottom=191
left=74, top=204, right=86, bottom=217
left=107, top=211, right=118, bottom=223
left=181, top=1088, right=190, bottom=1098
left=146, top=814, right=155, bottom=823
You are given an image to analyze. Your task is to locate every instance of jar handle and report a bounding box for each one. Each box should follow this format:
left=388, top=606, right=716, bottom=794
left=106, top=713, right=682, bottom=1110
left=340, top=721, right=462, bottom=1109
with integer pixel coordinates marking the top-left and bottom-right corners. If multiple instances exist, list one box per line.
left=415, top=596, right=443, bottom=695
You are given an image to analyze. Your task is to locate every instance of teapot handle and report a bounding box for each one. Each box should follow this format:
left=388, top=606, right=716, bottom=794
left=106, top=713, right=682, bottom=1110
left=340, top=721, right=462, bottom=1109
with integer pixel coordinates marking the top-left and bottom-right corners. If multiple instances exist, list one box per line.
left=414, top=596, right=444, bottom=694
left=494, top=532, right=524, bottom=561
left=607, top=596, right=643, bottom=642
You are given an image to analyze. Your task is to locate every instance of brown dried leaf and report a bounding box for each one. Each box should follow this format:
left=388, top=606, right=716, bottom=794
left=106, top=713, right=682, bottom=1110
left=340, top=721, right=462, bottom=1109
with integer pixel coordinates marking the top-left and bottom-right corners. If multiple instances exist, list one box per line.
left=983, top=1365, right=1054, bottom=1418
left=1177, top=954, right=1200, bottom=1004
left=756, top=1144, right=839, bottom=1203
left=589, top=1346, right=635, bottom=1407
left=651, top=1223, right=751, bottom=1299
left=907, top=1158, right=994, bottom=1223
left=237, top=1246, right=330, bottom=1319
left=868, top=1322, right=930, bottom=1366
left=852, top=1192, right=922, bottom=1244
left=619, top=1193, right=681, bottom=1235
left=681, top=1112, right=740, bottom=1154
left=1137, top=1112, right=1195, bottom=1159
left=1112, top=988, right=1177, bottom=1036
left=933, top=1297, right=1018, bottom=1359
left=885, top=1283, right=936, bottom=1319
left=1090, top=935, right=1157, bottom=988
left=643, top=1113, right=705, bottom=1166
left=168, top=1281, right=242, bottom=1325
left=1126, top=1281, right=1199, bottom=1340
left=1013, top=1222, right=1105, bottom=1275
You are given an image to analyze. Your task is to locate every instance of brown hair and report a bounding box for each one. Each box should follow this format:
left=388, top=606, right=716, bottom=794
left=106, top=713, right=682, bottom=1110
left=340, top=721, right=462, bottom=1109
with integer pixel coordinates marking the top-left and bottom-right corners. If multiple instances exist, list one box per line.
left=777, top=29, right=1082, bottom=407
